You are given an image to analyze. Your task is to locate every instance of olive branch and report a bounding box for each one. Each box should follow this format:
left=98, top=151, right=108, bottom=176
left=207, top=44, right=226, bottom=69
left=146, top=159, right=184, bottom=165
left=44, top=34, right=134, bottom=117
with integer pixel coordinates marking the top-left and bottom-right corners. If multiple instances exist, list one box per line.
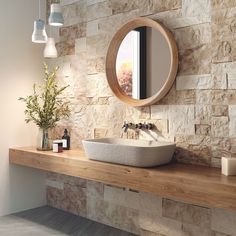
left=19, top=63, right=71, bottom=129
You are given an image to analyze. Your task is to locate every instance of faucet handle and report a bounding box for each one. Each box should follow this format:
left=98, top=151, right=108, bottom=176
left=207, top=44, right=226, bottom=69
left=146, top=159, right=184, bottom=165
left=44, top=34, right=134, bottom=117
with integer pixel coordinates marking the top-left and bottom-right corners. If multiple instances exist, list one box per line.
left=137, top=123, right=143, bottom=129
left=122, top=121, right=127, bottom=128
left=146, top=123, right=153, bottom=130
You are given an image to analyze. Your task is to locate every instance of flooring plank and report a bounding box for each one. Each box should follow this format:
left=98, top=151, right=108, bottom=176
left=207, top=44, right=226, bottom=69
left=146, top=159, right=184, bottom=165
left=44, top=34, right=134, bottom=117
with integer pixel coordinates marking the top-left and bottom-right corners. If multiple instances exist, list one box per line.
left=0, top=206, right=136, bottom=236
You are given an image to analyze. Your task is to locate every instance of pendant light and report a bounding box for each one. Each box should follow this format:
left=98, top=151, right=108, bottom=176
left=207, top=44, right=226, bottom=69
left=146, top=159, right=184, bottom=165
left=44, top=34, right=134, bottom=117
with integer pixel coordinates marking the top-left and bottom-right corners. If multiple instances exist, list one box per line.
left=48, top=3, right=64, bottom=26
left=32, top=0, right=47, bottom=43
left=44, top=37, right=58, bottom=58
left=44, top=24, right=58, bottom=58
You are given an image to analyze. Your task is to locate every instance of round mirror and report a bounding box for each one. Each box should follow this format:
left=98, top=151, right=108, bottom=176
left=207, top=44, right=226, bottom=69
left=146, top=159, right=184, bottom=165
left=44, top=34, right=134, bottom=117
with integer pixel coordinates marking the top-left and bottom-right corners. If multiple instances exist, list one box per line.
left=106, top=17, right=178, bottom=107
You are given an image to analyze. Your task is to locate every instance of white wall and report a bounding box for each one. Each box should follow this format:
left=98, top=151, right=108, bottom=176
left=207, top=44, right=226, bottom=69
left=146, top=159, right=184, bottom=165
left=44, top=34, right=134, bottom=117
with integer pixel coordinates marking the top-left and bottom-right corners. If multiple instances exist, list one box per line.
left=0, top=0, right=46, bottom=216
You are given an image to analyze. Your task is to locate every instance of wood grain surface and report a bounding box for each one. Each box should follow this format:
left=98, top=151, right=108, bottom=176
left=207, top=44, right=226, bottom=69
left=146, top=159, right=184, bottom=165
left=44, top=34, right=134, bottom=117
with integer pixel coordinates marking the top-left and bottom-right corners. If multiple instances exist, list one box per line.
left=9, top=147, right=236, bottom=211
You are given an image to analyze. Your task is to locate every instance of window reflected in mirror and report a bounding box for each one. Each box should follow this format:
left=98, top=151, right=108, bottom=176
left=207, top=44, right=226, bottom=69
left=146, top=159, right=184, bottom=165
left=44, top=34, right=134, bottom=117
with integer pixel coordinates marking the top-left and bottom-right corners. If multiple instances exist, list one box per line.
left=116, top=26, right=171, bottom=100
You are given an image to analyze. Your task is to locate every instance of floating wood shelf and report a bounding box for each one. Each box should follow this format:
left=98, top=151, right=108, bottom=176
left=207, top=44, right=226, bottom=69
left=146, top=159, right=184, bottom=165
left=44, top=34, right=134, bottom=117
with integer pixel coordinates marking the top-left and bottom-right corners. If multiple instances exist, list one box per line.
left=9, top=147, right=236, bottom=211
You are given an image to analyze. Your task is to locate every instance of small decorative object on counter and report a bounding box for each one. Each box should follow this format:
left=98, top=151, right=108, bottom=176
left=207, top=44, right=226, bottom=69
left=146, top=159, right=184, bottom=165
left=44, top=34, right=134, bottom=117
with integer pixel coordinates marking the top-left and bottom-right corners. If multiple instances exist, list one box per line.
left=62, top=129, right=70, bottom=150
left=222, top=157, right=236, bottom=176
left=53, top=140, right=63, bottom=153
left=37, top=128, right=51, bottom=151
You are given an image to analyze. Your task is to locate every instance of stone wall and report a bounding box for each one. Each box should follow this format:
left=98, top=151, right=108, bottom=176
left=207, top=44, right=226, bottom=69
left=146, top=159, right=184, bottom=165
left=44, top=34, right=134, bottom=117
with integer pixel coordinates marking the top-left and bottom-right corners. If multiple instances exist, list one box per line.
left=46, top=172, right=236, bottom=236
left=46, top=0, right=236, bottom=235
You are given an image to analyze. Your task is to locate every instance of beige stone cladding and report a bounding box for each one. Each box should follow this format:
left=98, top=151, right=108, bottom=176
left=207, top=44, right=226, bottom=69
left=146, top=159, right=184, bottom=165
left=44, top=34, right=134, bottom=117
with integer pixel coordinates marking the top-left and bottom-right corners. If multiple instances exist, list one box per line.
left=45, top=0, right=236, bottom=235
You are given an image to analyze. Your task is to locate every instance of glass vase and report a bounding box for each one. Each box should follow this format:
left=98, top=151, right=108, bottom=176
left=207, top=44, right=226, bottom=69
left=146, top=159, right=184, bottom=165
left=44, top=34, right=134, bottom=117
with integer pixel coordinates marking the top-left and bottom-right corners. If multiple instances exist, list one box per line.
left=36, top=128, right=52, bottom=151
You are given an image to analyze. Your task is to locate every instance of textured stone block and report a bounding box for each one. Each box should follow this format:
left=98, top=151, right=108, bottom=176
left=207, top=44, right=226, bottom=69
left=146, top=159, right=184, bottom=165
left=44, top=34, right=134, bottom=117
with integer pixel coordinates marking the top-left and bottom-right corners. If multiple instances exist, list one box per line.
left=179, top=44, right=212, bottom=75
left=229, top=105, right=236, bottom=137
left=151, top=106, right=169, bottom=120
left=211, top=137, right=231, bottom=159
left=56, top=41, right=75, bottom=57
left=87, top=0, right=106, bottom=6
left=176, top=74, right=212, bottom=90
left=86, top=73, right=111, bottom=97
left=86, top=20, right=99, bottom=36
left=175, top=90, right=196, bottom=105
left=138, top=0, right=182, bottom=16
left=182, top=0, right=211, bottom=23
left=174, top=23, right=211, bottom=50
left=163, top=199, right=211, bottom=227
left=168, top=105, right=195, bottom=135
left=212, top=105, right=228, bottom=117
left=151, top=9, right=209, bottom=29
left=87, top=1, right=112, bottom=21
left=47, top=185, right=87, bottom=217
left=57, top=23, right=86, bottom=56
left=109, top=0, right=139, bottom=14
left=152, top=105, right=195, bottom=135
left=97, top=9, right=139, bottom=36
left=75, top=37, right=86, bottom=53
left=228, top=73, right=236, bottom=89
left=195, top=105, right=211, bottom=124
left=211, top=65, right=228, bottom=90
left=59, top=23, right=86, bottom=41
left=212, top=0, right=236, bottom=9
left=212, top=90, right=228, bottom=105
left=94, top=127, right=108, bottom=138
left=182, top=223, right=212, bottom=236
left=152, top=119, right=169, bottom=133
left=104, top=185, right=162, bottom=214
left=212, top=208, right=236, bottom=236
left=87, top=180, right=104, bottom=198
left=139, top=212, right=182, bottom=236
left=196, top=90, right=212, bottom=105
left=195, top=124, right=211, bottom=135
left=46, top=179, right=64, bottom=190
left=61, top=0, right=80, bottom=6
left=211, top=157, right=222, bottom=168
left=87, top=57, right=105, bottom=74
left=140, top=230, right=166, bottom=236
left=87, top=196, right=139, bottom=234
left=46, top=172, right=87, bottom=187
left=212, top=62, right=236, bottom=89
left=104, top=185, right=140, bottom=210
left=174, top=145, right=211, bottom=166
left=175, top=134, right=210, bottom=146
left=62, top=0, right=86, bottom=26
left=211, top=117, right=229, bottom=137
left=212, top=232, right=231, bottom=236
left=212, top=40, right=236, bottom=63
left=86, top=34, right=111, bottom=58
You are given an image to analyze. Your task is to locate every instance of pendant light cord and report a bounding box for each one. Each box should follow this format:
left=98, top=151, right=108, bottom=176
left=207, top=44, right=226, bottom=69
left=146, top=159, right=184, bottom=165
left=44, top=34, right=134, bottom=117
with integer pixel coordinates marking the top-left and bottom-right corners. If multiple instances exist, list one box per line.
left=38, top=0, right=41, bottom=19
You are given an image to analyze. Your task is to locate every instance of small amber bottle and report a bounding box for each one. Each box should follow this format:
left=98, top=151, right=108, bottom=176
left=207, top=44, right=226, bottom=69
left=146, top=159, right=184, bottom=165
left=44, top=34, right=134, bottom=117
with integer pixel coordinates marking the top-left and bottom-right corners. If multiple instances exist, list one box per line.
left=62, top=129, right=70, bottom=150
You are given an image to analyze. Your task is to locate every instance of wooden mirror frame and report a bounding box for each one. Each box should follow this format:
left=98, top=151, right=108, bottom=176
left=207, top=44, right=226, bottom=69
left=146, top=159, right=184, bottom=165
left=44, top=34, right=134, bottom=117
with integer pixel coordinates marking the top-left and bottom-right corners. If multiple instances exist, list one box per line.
left=106, top=17, right=178, bottom=107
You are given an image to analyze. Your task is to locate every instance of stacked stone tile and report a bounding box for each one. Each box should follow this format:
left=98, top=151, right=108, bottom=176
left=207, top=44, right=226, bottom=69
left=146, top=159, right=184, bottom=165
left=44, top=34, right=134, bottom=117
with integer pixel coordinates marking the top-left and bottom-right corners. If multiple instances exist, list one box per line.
left=46, top=0, right=236, bottom=235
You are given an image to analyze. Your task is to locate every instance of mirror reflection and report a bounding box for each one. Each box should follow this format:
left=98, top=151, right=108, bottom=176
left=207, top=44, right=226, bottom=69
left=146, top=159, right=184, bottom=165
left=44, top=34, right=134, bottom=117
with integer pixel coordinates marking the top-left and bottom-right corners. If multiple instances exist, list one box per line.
left=116, top=26, right=171, bottom=100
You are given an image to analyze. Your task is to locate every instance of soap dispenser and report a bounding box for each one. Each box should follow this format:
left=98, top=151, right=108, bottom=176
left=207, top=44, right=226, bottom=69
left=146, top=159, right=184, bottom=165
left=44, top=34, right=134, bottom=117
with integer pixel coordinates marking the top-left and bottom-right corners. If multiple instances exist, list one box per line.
left=62, top=129, right=70, bottom=150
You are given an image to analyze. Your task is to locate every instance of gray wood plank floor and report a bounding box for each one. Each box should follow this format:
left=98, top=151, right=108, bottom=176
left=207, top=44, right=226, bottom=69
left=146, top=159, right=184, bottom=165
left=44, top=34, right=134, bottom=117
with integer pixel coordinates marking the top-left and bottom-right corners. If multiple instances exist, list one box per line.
left=0, top=206, right=136, bottom=236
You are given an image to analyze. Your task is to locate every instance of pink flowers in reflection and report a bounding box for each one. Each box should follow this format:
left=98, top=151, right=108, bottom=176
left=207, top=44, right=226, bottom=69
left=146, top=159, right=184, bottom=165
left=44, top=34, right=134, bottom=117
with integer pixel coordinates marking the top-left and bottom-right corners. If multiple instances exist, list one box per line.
left=117, top=60, right=132, bottom=97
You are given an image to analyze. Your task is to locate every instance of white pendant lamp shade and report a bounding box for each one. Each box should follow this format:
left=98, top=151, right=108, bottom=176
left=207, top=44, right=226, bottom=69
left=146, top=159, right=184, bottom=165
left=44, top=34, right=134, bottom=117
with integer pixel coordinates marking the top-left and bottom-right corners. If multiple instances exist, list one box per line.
left=49, top=3, right=64, bottom=26
left=32, top=19, right=47, bottom=43
left=44, top=38, right=58, bottom=58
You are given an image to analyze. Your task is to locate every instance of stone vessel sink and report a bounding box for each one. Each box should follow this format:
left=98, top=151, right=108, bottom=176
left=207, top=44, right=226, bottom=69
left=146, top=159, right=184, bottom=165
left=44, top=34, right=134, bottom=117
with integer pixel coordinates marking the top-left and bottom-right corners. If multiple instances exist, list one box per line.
left=82, top=138, right=176, bottom=167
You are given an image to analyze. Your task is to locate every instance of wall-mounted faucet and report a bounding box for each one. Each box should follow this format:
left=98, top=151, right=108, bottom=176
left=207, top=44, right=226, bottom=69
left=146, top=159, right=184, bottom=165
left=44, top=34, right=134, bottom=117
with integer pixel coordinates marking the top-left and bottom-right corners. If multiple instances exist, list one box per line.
left=122, top=122, right=135, bottom=133
left=122, top=121, right=154, bottom=133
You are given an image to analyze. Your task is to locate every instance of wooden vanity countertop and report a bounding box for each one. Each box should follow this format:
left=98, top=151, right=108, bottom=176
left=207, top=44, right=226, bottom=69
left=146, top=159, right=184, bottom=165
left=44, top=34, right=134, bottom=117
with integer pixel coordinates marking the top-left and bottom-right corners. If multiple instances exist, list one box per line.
left=9, top=147, right=236, bottom=211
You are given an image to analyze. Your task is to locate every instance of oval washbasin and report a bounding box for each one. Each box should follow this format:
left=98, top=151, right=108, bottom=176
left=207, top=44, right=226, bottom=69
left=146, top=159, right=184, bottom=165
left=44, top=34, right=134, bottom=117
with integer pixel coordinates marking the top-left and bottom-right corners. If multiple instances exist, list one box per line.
left=82, top=138, right=176, bottom=167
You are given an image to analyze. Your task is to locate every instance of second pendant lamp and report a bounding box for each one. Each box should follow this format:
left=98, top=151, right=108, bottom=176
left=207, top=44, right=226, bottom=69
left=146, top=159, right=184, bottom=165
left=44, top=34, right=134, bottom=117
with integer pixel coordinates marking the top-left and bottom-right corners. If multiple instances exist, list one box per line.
left=49, top=3, right=64, bottom=26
